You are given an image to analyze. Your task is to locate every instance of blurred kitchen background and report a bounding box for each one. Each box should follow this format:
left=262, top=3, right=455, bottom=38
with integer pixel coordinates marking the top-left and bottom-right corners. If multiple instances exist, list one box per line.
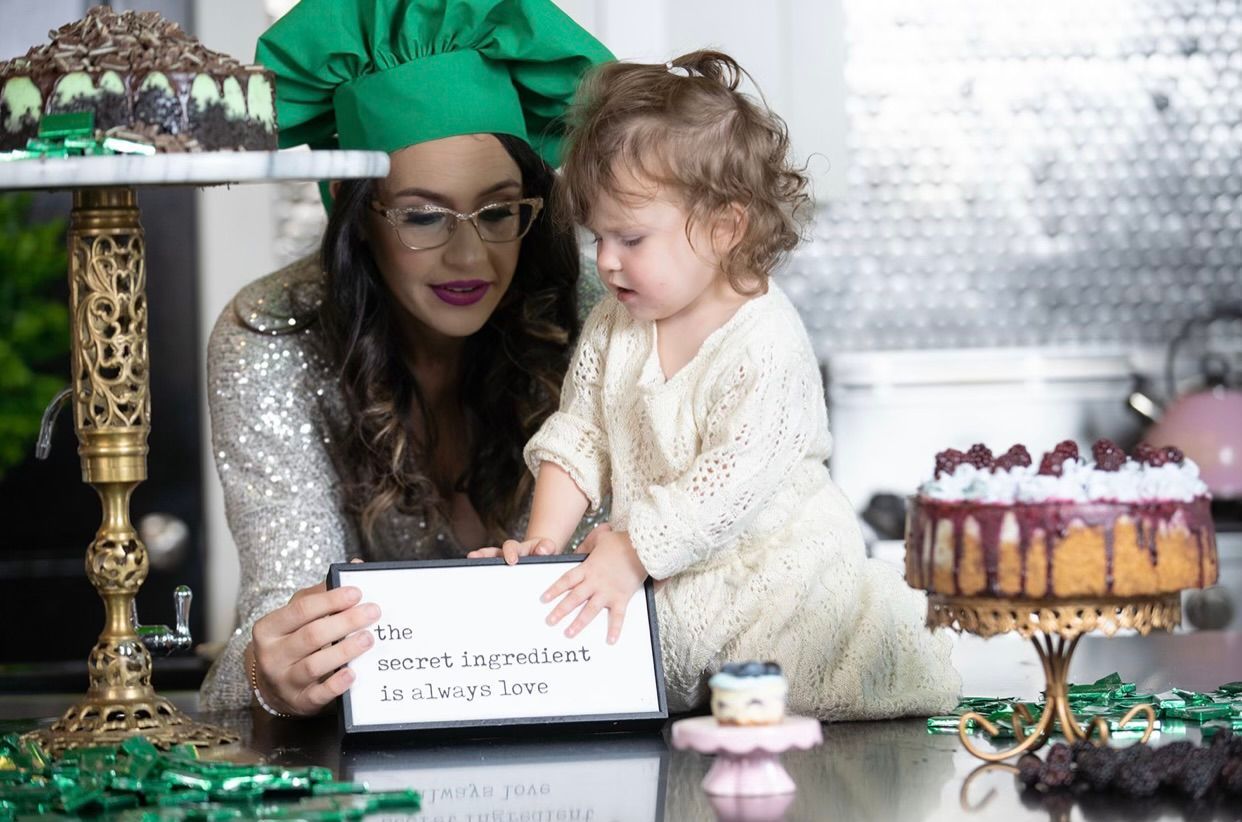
left=1, top=0, right=1239, bottom=691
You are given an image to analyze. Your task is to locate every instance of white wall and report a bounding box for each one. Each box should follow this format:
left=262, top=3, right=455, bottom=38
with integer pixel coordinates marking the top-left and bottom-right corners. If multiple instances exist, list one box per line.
left=557, top=0, right=847, bottom=200
left=192, top=0, right=277, bottom=644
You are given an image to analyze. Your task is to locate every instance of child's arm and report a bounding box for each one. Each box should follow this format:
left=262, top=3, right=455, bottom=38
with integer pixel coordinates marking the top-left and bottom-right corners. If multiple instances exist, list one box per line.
left=466, top=462, right=591, bottom=563
left=467, top=302, right=616, bottom=562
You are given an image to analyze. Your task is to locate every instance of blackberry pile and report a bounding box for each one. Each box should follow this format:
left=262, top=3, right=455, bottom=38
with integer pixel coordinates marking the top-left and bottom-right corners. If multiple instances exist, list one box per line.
left=932, top=438, right=1187, bottom=478
left=1016, top=732, right=1242, bottom=801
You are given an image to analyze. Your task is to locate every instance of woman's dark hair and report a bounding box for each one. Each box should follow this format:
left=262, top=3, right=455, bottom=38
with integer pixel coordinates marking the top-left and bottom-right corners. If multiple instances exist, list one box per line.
left=320, top=133, right=580, bottom=547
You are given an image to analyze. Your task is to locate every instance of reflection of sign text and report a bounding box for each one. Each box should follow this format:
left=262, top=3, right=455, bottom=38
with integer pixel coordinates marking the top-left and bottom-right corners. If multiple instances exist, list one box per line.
left=351, top=746, right=664, bottom=822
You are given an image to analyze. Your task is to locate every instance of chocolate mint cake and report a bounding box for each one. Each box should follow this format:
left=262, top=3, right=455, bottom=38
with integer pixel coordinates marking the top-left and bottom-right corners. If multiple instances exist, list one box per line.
left=0, top=6, right=276, bottom=152
left=905, top=440, right=1218, bottom=599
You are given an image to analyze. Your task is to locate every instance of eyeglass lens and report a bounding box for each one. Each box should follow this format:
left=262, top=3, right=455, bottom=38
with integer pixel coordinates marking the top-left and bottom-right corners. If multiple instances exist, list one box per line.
left=394, top=201, right=537, bottom=248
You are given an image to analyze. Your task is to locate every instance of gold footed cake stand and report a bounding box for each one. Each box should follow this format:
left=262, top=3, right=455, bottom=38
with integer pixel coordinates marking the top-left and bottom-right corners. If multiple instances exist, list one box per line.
left=928, top=593, right=1182, bottom=763
left=1, top=151, right=387, bottom=756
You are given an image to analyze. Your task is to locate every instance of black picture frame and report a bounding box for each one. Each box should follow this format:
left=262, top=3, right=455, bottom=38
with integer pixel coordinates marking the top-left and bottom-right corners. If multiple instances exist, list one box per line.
left=327, top=555, right=668, bottom=740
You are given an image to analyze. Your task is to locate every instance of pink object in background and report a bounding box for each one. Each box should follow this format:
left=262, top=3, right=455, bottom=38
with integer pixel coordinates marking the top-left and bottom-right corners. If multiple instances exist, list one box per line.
left=671, top=715, right=823, bottom=798
left=1127, top=307, right=1242, bottom=500
left=1148, top=387, right=1242, bottom=499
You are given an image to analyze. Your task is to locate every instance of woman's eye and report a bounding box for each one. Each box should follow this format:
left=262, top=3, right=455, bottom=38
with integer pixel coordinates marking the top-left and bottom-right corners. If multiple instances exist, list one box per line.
left=402, top=211, right=447, bottom=227
left=479, top=206, right=517, bottom=223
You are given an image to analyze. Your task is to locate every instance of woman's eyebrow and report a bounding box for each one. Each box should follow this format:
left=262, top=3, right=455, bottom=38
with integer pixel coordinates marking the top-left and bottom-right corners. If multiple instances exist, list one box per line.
left=390, top=179, right=522, bottom=204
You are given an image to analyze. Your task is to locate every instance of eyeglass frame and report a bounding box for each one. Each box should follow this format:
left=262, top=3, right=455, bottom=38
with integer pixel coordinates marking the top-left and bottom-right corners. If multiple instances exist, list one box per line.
left=368, top=196, right=545, bottom=251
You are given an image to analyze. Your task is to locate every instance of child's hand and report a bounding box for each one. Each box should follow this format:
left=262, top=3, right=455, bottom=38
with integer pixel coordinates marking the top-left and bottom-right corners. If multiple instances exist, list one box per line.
left=574, top=522, right=613, bottom=554
left=466, top=537, right=559, bottom=565
left=542, top=530, right=647, bottom=644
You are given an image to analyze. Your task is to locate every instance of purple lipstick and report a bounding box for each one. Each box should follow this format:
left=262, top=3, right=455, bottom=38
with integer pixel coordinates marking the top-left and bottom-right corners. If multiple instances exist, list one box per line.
left=430, top=280, right=491, bottom=306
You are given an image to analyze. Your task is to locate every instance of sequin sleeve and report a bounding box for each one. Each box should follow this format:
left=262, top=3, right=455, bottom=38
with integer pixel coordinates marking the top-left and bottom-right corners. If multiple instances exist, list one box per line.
left=198, top=305, right=359, bottom=712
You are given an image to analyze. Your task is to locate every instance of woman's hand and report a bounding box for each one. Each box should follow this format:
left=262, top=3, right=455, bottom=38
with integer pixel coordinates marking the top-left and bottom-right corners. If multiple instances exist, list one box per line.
left=248, top=579, right=380, bottom=717
left=541, top=530, right=647, bottom=644
left=466, top=536, right=560, bottom=565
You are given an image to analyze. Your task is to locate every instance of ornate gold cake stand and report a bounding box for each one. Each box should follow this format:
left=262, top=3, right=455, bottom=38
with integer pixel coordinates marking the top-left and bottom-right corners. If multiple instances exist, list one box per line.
left=928, top=593, right=1182, bottom=763
left=1, top=151, right=387, bottom=755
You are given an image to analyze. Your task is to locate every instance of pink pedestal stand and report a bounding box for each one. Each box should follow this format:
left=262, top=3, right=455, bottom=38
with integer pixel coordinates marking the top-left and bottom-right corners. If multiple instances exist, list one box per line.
left=671, top=716, right=822, bottom=800
left=707, top=794, right=797, bottom=822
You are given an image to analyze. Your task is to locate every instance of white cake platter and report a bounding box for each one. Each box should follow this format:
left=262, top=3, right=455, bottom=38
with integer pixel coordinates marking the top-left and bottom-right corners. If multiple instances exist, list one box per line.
left=0, top=148, right=389, bottom=190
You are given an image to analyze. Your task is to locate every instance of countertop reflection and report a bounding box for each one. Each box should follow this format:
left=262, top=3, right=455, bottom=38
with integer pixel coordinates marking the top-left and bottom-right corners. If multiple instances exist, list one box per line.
left=3, top=630, right=1240, bottom=821
left=215, top=708, right=1241, bottom=821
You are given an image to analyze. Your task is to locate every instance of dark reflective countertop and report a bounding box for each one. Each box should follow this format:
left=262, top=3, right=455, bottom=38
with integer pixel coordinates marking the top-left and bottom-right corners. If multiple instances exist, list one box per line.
left=3, top=631, right=1241, bottom=821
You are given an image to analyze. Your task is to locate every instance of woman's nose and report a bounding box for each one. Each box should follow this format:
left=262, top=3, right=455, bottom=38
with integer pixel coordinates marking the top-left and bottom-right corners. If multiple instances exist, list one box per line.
left=441, top=220, right=486, bottom=268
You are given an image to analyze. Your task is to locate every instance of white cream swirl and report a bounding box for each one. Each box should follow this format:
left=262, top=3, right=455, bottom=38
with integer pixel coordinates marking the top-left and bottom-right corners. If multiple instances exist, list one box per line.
left=920, top=455, right=1208, bottom=503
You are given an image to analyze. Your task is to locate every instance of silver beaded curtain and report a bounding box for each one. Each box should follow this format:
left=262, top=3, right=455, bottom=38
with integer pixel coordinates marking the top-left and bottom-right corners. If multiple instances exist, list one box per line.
left=785, top=0, right=1242, bottom=356
left=270, top=0, right=1242, bottom=357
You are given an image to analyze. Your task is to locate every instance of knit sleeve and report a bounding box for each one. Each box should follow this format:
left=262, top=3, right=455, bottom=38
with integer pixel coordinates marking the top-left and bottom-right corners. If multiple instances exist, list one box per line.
left=626, top=342, right=825, bottom=580
left=523, top=299, right=614, bottom=513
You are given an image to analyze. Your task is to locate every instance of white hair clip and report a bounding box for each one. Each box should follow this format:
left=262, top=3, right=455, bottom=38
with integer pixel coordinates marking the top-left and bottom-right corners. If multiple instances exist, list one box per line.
left=665, top=61, right=693, bottom=78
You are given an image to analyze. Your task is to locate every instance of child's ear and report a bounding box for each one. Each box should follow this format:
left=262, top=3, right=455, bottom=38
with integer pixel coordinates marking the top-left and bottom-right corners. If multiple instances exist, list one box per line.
left=712, top=202, right=748, bottom=254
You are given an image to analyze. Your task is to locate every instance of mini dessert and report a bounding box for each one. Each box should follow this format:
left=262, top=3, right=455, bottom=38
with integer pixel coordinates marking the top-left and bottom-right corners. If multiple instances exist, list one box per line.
left=906, top=440, right=1218, bottom=599
left=709, top=661, right=788, bottom=726
left=0, top=6, right=276, bottom=152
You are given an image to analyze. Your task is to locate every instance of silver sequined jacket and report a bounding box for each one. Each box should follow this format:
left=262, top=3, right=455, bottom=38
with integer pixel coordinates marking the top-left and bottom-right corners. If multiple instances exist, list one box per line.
left=199, top=254, right=606, bottom=711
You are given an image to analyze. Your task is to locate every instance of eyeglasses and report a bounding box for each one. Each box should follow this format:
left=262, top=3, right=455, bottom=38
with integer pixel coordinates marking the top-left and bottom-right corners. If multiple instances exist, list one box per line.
left=369, top=197, right=544, bottom=251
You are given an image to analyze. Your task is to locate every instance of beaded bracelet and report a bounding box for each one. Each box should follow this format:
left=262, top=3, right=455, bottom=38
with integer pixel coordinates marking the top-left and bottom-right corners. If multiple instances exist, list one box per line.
left=249, top=651, right=292, bottom=718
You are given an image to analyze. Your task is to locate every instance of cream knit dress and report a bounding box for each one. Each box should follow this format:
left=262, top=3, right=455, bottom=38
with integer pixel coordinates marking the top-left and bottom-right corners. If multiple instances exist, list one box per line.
left=525, top=283, right=961, bottom=719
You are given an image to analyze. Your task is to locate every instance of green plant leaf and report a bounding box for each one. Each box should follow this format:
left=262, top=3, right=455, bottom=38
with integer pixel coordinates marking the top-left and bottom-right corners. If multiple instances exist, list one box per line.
left=0, top=193, right=70, bottom=479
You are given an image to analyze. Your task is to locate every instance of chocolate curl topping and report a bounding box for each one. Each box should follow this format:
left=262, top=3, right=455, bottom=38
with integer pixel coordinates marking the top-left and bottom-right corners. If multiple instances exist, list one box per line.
left=3, top=6, right=256, bottom=79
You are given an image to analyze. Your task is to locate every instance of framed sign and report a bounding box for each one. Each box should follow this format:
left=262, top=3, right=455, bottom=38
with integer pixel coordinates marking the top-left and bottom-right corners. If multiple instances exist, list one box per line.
left=329, top=556, right=667, bottom=738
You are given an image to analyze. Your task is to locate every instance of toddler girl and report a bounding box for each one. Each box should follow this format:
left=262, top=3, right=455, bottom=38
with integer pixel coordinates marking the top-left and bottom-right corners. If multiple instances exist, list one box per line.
left=471, top=50, right=960, bottom=718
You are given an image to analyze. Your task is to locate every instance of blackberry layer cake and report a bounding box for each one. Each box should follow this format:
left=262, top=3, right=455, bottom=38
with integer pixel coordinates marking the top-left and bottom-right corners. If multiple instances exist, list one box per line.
left=0, top=6, right=276, bottom=152
left=709, top=661, right=788, bottom=726
left=905, top=440, right=1218, bottom=599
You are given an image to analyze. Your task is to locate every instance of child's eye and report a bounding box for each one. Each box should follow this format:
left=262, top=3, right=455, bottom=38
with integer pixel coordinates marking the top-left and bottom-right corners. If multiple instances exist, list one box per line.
left=589, top=233, right=602, bottom=245
left=621, top=236, right=644, bottom=248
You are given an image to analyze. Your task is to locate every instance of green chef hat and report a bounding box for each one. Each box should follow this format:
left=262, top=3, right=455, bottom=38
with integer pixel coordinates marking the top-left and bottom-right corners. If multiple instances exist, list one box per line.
left=256, top=0, right=613, bottom=167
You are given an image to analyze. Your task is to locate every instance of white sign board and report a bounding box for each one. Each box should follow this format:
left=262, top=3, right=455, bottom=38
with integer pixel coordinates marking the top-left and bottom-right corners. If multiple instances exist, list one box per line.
left=331, top=556, right=667, bottom=736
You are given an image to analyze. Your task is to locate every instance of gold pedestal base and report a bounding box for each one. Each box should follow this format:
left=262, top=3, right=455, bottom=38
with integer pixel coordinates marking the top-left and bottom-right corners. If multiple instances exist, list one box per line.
left=22, top=187, right=237, bottom=757
left=26, top=695, right=238, bottom=758
left=929, top=594, right=1178, bottom=762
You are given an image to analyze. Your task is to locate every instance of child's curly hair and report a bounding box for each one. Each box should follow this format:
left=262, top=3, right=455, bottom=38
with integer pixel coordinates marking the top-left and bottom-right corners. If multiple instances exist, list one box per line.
left=557, top=49, right=811, bottom=292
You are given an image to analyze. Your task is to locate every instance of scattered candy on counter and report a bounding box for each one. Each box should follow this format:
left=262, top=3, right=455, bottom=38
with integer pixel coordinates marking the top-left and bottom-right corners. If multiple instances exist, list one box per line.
left=0, top=733, right=420, bottom=820
left=0, top=112, right=158, bottom=162
left=928, top=674, right=1242, bottom=739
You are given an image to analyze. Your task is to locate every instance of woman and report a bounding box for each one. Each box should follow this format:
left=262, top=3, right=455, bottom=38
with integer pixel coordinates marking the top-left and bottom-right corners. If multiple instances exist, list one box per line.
left=199, top=0, right=612, bottom=716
